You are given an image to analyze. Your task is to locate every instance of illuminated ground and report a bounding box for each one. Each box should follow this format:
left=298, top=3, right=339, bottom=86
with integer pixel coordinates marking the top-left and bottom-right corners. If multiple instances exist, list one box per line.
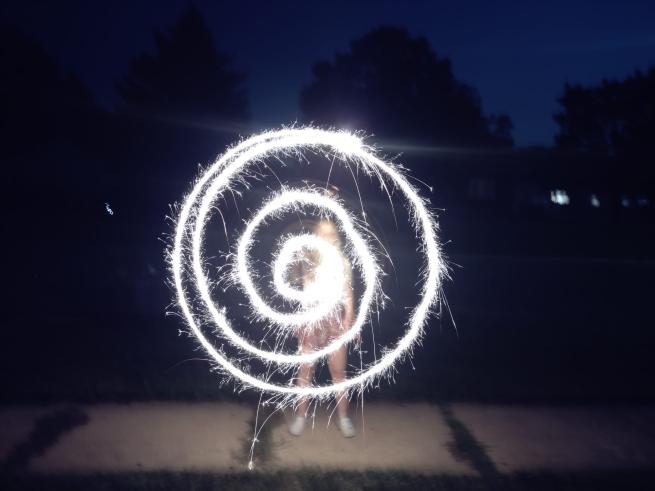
left=2, top=402, right=655, bottom=476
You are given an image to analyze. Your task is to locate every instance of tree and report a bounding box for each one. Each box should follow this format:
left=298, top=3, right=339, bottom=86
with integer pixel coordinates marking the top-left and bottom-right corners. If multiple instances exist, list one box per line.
left=554, top=68, right=655, bottom=160
left=0, top=24, right=111, bottom=204
left=0, top=25, right=122, bottom=317
left=113, top=6, right=251, bottom=231
left=300, top=26, right=512, bottom=147
left=1, top=25, right=101, bottom=157
left=117, top=7, right=249, bottom=125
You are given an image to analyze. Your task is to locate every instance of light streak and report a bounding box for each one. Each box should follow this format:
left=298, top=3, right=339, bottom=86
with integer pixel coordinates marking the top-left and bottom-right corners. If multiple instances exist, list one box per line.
left=169, top=127, right=446, bottom=399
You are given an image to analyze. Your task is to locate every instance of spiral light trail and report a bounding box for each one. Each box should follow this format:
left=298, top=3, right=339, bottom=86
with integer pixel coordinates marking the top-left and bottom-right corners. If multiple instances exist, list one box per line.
left=170, top=127, right=446, bottom=399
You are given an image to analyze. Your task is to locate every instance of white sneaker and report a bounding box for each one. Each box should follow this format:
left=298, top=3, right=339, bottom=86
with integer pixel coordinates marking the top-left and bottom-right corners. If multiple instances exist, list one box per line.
left=337, top=417, right=356, bottom=438
left=289, top=416, right=306, bottom=436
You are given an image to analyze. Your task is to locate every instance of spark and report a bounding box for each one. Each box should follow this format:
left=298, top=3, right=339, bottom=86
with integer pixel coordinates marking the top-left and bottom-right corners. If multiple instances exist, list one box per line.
left=169, top=127, right=446, bottom=400
left=105, top=202, right=114, bottom=215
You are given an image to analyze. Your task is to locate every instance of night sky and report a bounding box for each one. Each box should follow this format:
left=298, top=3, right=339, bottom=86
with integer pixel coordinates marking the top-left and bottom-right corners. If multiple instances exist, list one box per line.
left=3, top=0, right=654, bottom=146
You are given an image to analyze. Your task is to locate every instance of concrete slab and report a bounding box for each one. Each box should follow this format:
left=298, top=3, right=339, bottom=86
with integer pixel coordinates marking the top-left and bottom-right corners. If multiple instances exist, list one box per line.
left=267, top=402, right=475, bottom=474
left=0, top=406, right=51, bottom=461
left=453, top=404, right=655, bottom=472
left=30, top=402, right=253, bottom=473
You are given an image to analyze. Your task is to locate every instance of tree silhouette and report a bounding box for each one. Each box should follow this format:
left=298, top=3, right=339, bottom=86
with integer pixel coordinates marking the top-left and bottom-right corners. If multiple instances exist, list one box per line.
left=300, top=26, right=512, bottom=147
left=1, top=25, right=124, bottom=317
left=1, top=24, right=113, bottom=210
left=1, top=25, right=101, bottom=158
left=117, top=7, right=249, bottom=126
left=112, top=6, right=252, bottom=235
left=554, top=68, right=655, bottom=160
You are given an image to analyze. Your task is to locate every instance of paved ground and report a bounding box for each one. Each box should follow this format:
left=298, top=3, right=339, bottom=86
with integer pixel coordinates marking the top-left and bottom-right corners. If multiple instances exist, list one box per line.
left=268, top=403, right=473, bottom=473
left=2, top=402, right=655, bottom=475
left=454, top=403, right=655, bottom=472
left=29, top=403, right=250, bottom=473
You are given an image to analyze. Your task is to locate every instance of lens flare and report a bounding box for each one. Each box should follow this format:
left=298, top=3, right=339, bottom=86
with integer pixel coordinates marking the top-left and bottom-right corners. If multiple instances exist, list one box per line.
left=169, top=127, right=446, bottom=399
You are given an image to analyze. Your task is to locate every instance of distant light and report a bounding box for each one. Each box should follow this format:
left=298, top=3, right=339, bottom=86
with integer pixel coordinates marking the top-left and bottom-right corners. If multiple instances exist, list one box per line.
left=637, top=197, right=650, bottom=208
left=621, top=196, right=630, bottom=208
left=550, top=189, right=570, bottom=206
left=590, top=194, right=600, bottom=208
left=105, top=202, right=114, bottom=215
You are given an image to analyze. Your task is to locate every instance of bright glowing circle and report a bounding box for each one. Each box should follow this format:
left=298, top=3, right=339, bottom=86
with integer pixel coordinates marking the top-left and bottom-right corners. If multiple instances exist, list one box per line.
left=272, top=234, right=344, bottom=307
left=170, top=128, right=445, bottom=397
left=232, top=190, right=377, bottom=337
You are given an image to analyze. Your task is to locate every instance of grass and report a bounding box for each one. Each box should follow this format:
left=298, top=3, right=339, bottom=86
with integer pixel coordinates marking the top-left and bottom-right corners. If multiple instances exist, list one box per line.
left=241, top=403, right=284, bottom=468
left=4, top=301, right=655, bottom=406
left=439, top=404, right=499, bottom=480
left=3, top=470, right=655, bottom=491
left=2, top=407, right=88, bottom=473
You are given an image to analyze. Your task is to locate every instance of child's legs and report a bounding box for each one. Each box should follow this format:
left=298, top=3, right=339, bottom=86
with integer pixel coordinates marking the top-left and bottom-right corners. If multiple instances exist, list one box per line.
left=295, top=329, right=317, bottom=416
left=328, top=344, right=348, bottom=419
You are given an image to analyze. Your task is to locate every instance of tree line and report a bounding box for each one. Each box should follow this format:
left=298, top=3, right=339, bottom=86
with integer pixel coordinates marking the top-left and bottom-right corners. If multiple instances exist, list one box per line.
left=2, top=6, right=652, bottom=317
left=4, top=7, right=653, bottom=170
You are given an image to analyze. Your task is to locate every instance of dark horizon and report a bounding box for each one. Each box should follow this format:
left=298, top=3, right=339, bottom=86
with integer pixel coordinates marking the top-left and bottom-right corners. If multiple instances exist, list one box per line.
left=3, top=0, right=654, bottom=147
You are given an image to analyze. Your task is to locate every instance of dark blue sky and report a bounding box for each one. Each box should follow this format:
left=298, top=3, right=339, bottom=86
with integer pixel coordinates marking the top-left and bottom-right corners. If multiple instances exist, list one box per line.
left=4, top=0, right=654, bottom=146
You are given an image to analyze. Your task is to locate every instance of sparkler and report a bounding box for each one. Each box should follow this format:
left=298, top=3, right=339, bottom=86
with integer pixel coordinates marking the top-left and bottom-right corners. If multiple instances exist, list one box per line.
left=169, top=127, right=446, bottom=400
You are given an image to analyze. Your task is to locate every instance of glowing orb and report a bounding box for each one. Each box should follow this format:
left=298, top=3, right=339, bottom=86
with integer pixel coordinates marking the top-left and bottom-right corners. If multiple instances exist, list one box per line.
left=170, top=128, right=445, bottom=398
